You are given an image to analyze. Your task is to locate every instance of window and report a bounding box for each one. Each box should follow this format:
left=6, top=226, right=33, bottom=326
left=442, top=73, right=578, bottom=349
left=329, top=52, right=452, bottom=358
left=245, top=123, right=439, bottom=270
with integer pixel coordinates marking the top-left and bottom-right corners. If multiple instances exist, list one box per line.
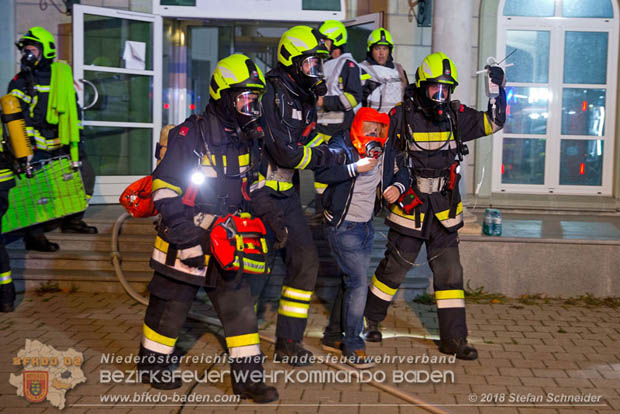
left=494, top=0, right=618, bottom=195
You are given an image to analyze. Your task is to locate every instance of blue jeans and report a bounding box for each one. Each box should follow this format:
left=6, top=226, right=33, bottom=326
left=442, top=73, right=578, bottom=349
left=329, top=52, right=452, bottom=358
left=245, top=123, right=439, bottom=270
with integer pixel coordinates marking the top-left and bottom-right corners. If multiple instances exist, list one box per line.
left=325, top=220, right=374, bottom=352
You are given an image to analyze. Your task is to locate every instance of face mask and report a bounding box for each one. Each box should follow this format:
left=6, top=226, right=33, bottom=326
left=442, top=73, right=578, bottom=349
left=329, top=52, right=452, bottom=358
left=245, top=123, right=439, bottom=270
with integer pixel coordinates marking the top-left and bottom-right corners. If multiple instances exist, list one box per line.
left=20, top=49, right=37, bottom=70
left=350, top=108, right=390, bottom=158
left=310, top=79, right=327, bottom=97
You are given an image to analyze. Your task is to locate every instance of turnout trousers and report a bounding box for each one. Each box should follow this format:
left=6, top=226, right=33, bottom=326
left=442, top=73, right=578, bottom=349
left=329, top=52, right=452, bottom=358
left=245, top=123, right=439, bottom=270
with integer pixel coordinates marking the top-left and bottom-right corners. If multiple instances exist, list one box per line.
left=273, top=193, right=320, bottom=342
left=142, top=267, right=261, bottom=360
left=364, top=215, right=468, bottom=341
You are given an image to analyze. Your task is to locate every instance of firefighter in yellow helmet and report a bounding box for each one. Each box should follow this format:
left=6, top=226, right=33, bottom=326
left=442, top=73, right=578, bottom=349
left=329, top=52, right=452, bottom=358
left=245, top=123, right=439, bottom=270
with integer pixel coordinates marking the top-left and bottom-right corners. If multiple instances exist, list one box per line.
left=250, top=25, right=345, bottom=366
left=363, top=52, right=506, bottom=360
left=138, top=54, right=278, bottom=403
left=359, top=28, right=408, bottom=113
left=0, top=141, right=15, bottom=311
left=8, top=26, right=97, bottom=253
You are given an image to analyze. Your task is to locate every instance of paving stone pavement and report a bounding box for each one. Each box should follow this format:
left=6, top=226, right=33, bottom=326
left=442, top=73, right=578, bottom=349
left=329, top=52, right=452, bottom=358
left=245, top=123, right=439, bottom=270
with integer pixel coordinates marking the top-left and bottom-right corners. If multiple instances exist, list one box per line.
left=0, top=288, right=618, bottom=414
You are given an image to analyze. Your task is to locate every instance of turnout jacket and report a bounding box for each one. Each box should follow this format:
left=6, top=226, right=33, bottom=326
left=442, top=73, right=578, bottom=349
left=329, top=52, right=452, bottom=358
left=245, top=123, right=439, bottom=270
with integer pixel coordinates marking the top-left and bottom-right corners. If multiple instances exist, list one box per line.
left=387, top=89, right=505, bottom=238
left=315, top=131, right=408, bottom=227
left=7, top=68, right=81, bottom=153
left=252, top=66, right=338, bottom=198
left=150, top=104, right=255, bottom=286
left=316, top=53, right=363, bottom=138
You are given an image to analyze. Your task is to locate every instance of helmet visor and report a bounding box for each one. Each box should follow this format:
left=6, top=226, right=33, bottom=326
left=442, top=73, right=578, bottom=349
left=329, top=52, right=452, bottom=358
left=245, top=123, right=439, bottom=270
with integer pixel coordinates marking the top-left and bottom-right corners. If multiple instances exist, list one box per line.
left=234, top=91, right=262, bottom=117
left=300, top=56, right=324, bottom=78
left=426, top=83, right=451, bottom=103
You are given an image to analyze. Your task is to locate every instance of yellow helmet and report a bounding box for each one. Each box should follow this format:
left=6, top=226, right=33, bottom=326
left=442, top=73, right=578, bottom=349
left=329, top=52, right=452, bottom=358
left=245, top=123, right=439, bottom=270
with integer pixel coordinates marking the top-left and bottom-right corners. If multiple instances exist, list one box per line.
left=319, top=20, right=347, bottom=48
left=278, top=25, right=328, bottom=67
left=209, top=54, right=266, bottom=101
left=367, top=28, right=394, bottom=52
left=415, top=52, right=459, bottom=90
left=16, top=27, right=56, bottom=60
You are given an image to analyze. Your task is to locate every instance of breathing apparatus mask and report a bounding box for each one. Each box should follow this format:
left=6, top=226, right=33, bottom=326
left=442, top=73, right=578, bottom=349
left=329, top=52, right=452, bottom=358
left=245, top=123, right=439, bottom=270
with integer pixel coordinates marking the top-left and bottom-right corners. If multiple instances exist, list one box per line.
left=218, top=89, right=264, bottom=141
left=416, top=81, right=453, bottom=121
left=350, top=107, right=390, bottom=159
left=19, top=45, right=41, bottom=71
left=294, top=55, right=327, bottom=96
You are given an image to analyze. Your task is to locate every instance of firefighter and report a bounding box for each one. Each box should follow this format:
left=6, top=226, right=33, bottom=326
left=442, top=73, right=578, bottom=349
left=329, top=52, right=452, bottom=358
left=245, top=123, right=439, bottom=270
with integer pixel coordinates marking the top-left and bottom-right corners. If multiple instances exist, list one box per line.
left=8, top=27, right=97, bottom=252
left=359, top=28, right=408, bottom=114
left=250, top=25, right=343, bottom=366
left=0, top=148, right=16, bottom=312
left=363, top=52, right=506, bottom=360
left=311, top=20, right=363, bottom=215
left=137, top=54, right=278, bottom=403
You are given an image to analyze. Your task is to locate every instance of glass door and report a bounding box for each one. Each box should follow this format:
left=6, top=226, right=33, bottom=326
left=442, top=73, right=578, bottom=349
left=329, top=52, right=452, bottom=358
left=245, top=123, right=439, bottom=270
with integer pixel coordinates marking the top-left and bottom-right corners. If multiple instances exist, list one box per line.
left=343, top=13, right=382, bottom=63
left=73, top=5, right=162, bottom=203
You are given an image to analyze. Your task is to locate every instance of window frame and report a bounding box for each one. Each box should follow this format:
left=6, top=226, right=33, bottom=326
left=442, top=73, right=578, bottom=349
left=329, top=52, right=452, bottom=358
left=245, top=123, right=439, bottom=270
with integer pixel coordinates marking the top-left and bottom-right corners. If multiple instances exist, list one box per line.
left=493, top=1, right=618, bottom=195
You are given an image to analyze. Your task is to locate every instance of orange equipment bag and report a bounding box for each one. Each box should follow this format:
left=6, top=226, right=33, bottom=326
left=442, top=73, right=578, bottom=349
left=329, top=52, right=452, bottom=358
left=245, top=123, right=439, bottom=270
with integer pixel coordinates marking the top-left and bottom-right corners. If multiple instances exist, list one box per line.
left=119, top=175, right=158, bottom=218
left=209, top=213, right=269, bottom=276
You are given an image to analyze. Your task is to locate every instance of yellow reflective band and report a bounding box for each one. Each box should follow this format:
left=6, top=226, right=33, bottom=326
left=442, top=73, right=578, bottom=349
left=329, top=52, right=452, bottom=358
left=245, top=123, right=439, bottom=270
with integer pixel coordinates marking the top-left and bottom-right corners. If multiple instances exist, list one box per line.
left=0, top=271, right=12, bottom=285
left=225, top=332, right=260, bottom=349
left=34, top=85, right=50, bottom=92
left=278, top=300, right=310, bottom=318
left=314, top=182, right=328, bottom=189
left=281, top=286, right=312, bottom=301
left=143, top=323, right=177, bottom=347
left=0, top=170, right=14, bottom=182
left=361, top=73, right=372, bottom=81
left=483, top=113, right=493, bottom=135
left=239, top=153, right=250, bottom=167
left=435, top=290, right=465, bottom=300
left=307, top=134, right=326, bottom=148
left=210, top=154, right=227, bottom=166
left=344, top=92, right=358, bottom=108
left=10, top=89, right=31, bottom=104
left=265, top=180, right=294, bottom=192
left=231, top=257, right=266, bottom=274
left=435, top=202, right=463, bottom=221
left=412, top=131, right=453, bottom=142
left=152, top=179, right=182, bottom=195
left=389, top=204, right=425, bottom=221
left=372, top=274, right=397, bottom=296
left=154, top=236, right=169, bottom=253
left=294, top=146, right=312, bottom=170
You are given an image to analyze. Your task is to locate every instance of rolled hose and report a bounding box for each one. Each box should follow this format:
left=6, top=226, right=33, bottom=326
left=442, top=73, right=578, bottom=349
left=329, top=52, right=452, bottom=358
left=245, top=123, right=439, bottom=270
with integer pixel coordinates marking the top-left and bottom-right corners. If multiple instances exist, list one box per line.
left=110, top=212, right=449, bottom=414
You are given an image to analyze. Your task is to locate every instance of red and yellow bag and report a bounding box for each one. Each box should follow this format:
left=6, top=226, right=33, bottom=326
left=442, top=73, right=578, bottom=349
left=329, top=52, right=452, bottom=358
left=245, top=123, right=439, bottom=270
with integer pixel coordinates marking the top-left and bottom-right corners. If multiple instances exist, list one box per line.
left=209, top=213, right=269, bottom=275
left=119, top=175, right=158, bottom=218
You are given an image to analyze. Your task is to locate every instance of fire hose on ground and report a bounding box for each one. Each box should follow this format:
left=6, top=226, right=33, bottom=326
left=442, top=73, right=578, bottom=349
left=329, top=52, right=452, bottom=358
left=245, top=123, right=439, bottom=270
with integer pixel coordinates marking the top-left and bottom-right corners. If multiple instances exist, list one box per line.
left=110, top=212, right=450, bottom=414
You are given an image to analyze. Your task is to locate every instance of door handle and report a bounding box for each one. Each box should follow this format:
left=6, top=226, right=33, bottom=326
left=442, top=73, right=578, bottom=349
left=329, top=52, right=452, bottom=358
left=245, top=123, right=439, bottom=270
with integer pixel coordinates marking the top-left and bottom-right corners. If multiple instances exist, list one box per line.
left=79, top=78, right=99, bottom=110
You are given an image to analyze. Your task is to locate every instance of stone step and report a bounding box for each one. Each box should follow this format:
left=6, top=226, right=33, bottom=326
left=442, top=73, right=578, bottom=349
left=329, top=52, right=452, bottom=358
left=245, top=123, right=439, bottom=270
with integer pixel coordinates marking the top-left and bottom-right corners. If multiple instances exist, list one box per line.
left=7, top=232, right=156, bottom=253
left=11, top=268, right=152, bottom=294
left=9, top=249, right=151, bottom=272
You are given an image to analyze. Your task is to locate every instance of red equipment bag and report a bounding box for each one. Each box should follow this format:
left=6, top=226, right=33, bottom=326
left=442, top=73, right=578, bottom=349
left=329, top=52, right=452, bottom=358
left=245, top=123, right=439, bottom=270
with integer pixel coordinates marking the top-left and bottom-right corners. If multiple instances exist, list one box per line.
left=209, top=213, right=269, bottom=275
left=119, top=175, right=158, bottom=218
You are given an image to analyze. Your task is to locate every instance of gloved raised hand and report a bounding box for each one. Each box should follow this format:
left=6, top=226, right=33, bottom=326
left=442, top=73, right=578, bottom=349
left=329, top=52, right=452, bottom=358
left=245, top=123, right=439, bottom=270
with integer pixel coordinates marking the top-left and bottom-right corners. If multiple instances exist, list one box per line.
left=487, top=66, right=506, bottom=88
left=179, top=248, right=207, bottom=269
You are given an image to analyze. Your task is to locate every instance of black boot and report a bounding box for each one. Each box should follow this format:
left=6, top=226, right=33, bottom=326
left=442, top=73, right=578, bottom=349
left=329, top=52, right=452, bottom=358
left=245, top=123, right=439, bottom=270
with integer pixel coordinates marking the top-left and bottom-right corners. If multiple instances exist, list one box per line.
left=363, top=318, right=382, bottom=343
left=0, top=282, right=16, bottom=313
left=273, top=338, right=314, bottom=366
left=438, top=337, right=478, bottom=360
left=24, top=235, right=59, bottom=252
left=61, top=219, right=98, bottom=234
left=231, top=358, right=278, bottom=404
left=137, top=344, right=182, bottom=390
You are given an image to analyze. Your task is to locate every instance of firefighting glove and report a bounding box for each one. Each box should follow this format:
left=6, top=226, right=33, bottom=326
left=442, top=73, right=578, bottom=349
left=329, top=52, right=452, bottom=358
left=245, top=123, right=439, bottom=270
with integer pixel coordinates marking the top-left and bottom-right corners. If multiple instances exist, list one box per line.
left=155, top=196, right=207, bottom=249
left=487, top=66, right=506, bottom=88
left=178, top=246, right=206, bottom=269
left=397, top=187, right=423, bottom=215
left=273, top=226, right=289, bottom=250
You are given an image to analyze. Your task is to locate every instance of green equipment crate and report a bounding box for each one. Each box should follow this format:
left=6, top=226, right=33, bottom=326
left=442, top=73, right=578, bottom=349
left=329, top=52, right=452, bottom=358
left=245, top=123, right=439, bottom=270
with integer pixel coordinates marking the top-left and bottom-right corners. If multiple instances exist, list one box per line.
left=1, top=156, right=88, bottom=233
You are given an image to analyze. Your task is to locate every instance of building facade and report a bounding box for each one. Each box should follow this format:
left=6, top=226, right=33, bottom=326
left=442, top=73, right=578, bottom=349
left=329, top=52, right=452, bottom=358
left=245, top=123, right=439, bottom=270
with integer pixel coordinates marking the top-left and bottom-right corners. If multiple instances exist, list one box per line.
left=1, top=0, right=618, bottom=210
